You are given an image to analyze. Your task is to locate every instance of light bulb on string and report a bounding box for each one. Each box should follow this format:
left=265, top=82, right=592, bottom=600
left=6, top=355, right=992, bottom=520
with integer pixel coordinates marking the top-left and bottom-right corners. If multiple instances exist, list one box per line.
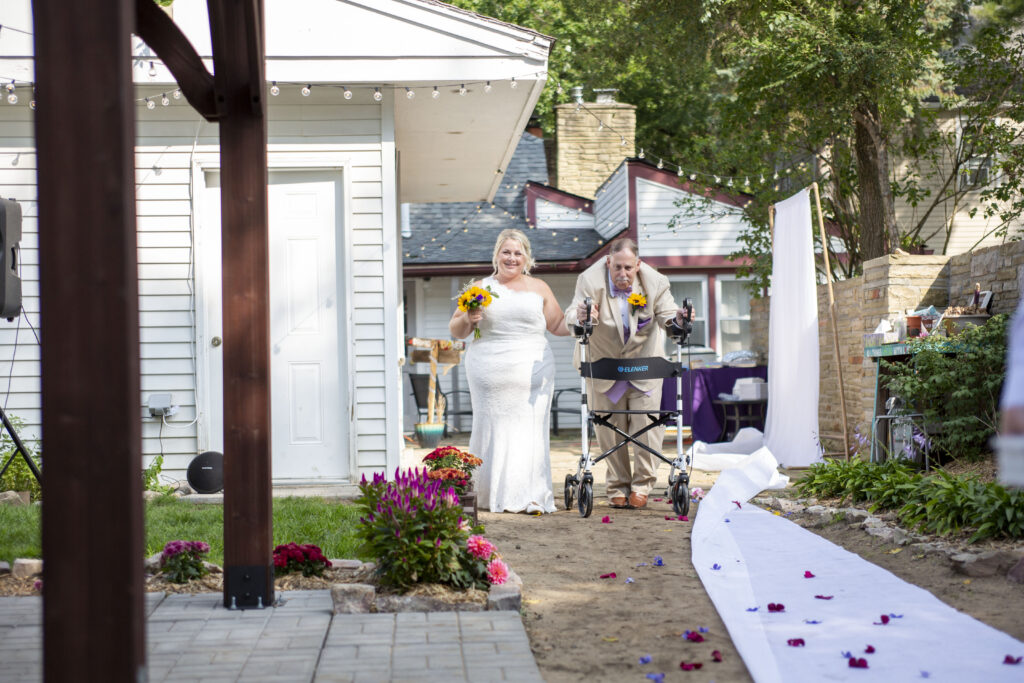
left=744, top=177, right=750, bottom=187
left=301, top=84, right=311, bottom=97
left=270, top=82, right=280, bottom=96
left=5, top=84, right=16, bottom=105
left=405, top=87, right=415, bottom=99
left=773, top=171, right=779, bottom=180
left=759, top=174, right=765, bottom=184
left=677, top=167, right=684, bottom=177
left=713, top=175, right=720, bottom=184
left=459, top=84, right=466, bottom=96
left=173, top=89, right=181, bottom=100
left=484, top=81, right=492, bottom=93
left=727, top=177, right=734, bottom=187
left=638, top=148, right=645, bottom=159
left=657, top=159, right=664, bottom=169
left=343, top=87, right=352, bottom=100
left=556, top=84, right=563, bottom=95
left=146, top=98, right=155, bottom=110
left=510, top=77, right=517, bottom=89
left=148, top=61, right=157, bottom=78
left=597, top=120, right=604, bottom=131
left=29, top=99, right=35, bottom=110
left=373, top=87, right=382, bottom=101
left=432, top=86, right=440, bottom=99
left=689, top=173, right=696, bottom=181
left=161, top=93, right=170, bottom=106
left=620, top=136, right=627, bottom=147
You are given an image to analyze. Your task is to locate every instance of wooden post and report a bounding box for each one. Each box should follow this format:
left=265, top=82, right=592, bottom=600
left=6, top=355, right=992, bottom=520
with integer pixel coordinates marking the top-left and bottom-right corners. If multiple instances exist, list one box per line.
left=208, top=0, right=275, bottom=608
left=34, top=0, right=145, bottom=678
left=811, top=183, right=851, bottom=459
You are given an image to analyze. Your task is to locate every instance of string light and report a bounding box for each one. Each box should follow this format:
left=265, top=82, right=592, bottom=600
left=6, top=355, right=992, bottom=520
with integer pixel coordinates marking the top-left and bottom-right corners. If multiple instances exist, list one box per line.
left=432, top=86, right=440, bottom=99
left=510, top=77, right=517, bottom=89
left=5, top=83, right=15, bottom=105
left=160, top=93, right=170, bottom=106
left=405, top=87, right=415, bottom=99
left=638, top=148, right=645, bottom=159
left=343, top=86, right=352, bottom=100
left=173, top=89, right=181, bottom=100
left=148, top=61, right=157, bottom=78
left=657, top=158, right=664, bottom=169
left=373, top=87, right=382, bottom=101
left=270, top=81, right=280, bottom=96
left=484, top=81, right=492, bottom=93
left=459, top=84, right=467, bottom=96
left=146, top=98, right=155, bottom=110
left=301, top=84, right=311, bottom=97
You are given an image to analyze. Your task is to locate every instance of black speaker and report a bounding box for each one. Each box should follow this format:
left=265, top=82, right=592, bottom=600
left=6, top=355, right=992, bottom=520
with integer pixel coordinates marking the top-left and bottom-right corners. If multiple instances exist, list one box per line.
left=187, top=451, right=224, bottom=494
left=0, top=198, right=21, bottom=321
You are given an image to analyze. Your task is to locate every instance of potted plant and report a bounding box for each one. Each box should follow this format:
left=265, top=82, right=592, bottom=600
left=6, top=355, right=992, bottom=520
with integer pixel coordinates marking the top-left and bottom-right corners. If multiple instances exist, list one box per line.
left=422, top=445, right=483, bottom=523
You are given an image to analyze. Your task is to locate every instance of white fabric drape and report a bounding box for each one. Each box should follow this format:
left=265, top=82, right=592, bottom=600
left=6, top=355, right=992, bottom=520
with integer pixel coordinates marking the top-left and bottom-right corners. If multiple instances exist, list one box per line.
left=763, top=188, right=822, bottom=467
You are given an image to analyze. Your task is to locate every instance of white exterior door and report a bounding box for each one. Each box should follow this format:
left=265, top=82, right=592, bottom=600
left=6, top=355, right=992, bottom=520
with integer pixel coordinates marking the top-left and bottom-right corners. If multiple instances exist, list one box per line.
left=200, top=170, right=349, bottom=481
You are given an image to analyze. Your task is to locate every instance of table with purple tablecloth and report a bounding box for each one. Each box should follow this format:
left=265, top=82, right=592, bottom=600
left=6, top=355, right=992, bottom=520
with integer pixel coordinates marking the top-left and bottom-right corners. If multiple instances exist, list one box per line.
left=660, top=366, right=768, bottom=443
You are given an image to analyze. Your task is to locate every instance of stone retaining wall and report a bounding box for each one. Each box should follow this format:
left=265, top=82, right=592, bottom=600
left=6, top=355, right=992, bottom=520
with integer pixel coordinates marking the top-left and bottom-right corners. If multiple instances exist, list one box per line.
left=750, top=241, right=1024, bottom=453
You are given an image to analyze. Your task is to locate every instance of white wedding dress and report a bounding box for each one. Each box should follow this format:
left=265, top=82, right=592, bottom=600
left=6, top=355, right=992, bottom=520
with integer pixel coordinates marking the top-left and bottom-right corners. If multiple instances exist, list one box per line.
left=465, top=276, right=557, bottom=513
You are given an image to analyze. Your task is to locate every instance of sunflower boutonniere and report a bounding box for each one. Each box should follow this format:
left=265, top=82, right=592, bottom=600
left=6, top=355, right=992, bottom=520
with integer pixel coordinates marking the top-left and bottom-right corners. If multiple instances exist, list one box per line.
left=627, top=292, right=647, bottom=315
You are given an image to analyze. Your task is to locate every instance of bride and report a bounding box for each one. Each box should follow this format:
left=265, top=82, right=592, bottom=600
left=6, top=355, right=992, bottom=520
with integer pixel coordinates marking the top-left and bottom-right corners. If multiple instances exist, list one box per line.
left=448, top=229, right=570, bottom=513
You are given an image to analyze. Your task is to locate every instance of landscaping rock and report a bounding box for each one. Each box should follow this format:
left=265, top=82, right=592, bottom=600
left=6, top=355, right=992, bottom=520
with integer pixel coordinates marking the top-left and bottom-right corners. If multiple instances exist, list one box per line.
left=331, top=583, right=375, bottom=614
left=805, top=505, right=827, bottom=515
left=909, top=542, right=947, bottom=557
left=375, top=592, right=485, bottom=613
left=838, top=508, right=871, bottom=523
left=331, top=559, right=364, bottom=571
left=1007, top=557, right=1024, bottom=584
left=144, top=552, right=162, bottom=572
left=12, top=558, right=42, bottom=579
left=864, top=526, right=895, bottom=543
left=891, top=527, right=913, bottom=546
left=142, top=490, right=162, bottom=501
left=0, top=491, right=26, bottom=506
left=487, top=570, right=523, bottom=612
left=0, top=561, right=9, bottom=575
left=950, top=550, right=1021, bottom=577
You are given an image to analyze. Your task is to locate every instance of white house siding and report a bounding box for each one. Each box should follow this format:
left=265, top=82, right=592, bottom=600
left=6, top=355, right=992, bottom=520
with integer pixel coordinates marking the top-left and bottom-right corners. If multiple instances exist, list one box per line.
left=535, top=200, right=596, bottom=232
left=0, top=87, right=394, bottom=484
left=593, top=164, right=629, bottom=239
left=635, top=178, right=747, bottom=255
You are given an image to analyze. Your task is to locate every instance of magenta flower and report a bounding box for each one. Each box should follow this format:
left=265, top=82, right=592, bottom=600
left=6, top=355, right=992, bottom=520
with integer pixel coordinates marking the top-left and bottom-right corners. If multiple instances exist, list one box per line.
left=467, top=535, right=495, bottom=560
left=601, top=515, right=612, bottom=523
left=787, top=638, right=805, bottom=647
left=873, top=615, right=890, bottom=625
left=732, top=500, right=742, bottom=509
left=684, top=631, right=704, bottom=643
left=679, top=661, right=703, bottom=671
left=486, top=558, right=509, bottom=585
left=711, top=650, right=723, bottom=662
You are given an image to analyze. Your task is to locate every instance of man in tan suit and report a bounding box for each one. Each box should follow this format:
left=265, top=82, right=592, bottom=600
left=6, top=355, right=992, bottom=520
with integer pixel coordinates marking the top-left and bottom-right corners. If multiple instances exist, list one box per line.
left=564, top=237, right=688, bottom=509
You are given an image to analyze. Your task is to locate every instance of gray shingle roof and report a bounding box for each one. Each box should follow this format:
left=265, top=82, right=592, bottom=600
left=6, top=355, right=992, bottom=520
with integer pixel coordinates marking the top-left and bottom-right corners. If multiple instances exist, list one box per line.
left=402, top=132, right=603, bottom=265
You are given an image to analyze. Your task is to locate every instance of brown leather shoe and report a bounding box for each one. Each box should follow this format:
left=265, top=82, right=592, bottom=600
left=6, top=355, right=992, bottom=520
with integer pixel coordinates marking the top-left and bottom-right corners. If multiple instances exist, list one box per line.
left=628, top=492, right=648, bottom=509
left=609, top=496, right=628, bottom=508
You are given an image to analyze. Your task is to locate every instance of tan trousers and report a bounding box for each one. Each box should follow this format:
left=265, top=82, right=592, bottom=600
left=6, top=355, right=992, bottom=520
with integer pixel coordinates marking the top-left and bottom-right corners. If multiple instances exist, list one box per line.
left=590, top=383, right=664, bottom=499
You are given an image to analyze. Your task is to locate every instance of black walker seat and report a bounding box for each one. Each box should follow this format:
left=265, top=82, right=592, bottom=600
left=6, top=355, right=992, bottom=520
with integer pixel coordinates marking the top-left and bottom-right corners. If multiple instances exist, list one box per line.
left=563, top=301, right=695, bottom=518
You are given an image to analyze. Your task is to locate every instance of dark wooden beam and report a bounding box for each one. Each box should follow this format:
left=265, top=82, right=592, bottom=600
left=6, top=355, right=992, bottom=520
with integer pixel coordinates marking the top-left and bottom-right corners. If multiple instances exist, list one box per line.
left=33, top=0, right=145, bottom=679
left=135, top=0, right=220, bottom=121
left=207, top=0, right=274, bottom=609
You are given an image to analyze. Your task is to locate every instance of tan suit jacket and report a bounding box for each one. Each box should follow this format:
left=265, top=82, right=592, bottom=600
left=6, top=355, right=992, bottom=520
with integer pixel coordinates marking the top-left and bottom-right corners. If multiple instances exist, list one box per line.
left=564, top=260, right=679, bottom=396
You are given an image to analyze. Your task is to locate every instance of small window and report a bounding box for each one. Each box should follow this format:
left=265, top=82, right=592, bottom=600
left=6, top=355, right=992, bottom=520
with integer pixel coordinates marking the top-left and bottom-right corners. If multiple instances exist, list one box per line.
left=717, top=277, right=753, bottom=356
left=959, top=123, right=993, bottom=191
left=667, top=277, right=708, bottom=354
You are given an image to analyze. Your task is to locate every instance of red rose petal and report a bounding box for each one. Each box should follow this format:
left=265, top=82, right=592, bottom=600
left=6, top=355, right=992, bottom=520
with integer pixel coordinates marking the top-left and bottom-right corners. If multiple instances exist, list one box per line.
left=873, top=615, right=890, bottom=625
left=711, top=650, right=723, bottom=663
left=787, top=638, right=805, bottom=647
left=601, top=515, right=612, bottom=523
left=767, top=603, right=785, bottom=612
left=679, top=662, right=703, bottom=671
left=865, top=645, right=875, bottom=654
left=848, top=657, right=869, bottom=669
left=685, top=632, right=705, bottom=643
left=803, top=571, right=815, bottom=578
left=814, top=595, right=834, bottom=600
left=732, top=500, right=743, bottom=509
left=599, top=572, right=617, bottom=579
left=1004, top=655, right=1022, bottom=664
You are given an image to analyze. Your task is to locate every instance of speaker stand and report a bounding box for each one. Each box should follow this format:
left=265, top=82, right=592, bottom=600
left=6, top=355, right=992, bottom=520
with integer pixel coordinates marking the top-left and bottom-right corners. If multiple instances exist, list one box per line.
left=0, top=405, right=41, bottom=485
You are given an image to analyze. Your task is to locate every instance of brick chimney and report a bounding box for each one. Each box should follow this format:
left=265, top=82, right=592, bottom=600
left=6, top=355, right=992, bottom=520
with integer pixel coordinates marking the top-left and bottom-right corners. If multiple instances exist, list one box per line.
left=554, top=87, right=636, bottom=198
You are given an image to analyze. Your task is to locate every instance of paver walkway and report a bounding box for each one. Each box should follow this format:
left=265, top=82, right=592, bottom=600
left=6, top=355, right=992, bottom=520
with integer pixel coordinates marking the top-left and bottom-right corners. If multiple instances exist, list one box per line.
left=0, top=590, right=542, bottom=682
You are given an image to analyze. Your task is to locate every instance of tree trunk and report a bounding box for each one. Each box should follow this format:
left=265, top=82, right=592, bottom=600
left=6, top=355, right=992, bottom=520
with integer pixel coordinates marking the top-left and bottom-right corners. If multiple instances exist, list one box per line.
left=853, top=101, right=898, bottom=261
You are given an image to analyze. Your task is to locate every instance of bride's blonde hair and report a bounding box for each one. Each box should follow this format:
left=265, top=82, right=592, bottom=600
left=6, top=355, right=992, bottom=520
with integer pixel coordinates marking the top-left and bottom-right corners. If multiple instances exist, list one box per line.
left=491, top=228, right=535, bottom=275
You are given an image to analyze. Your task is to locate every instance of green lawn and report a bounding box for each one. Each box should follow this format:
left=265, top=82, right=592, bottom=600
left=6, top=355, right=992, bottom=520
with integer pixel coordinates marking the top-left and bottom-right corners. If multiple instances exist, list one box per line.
left=0, top=496, right=366, bottom=565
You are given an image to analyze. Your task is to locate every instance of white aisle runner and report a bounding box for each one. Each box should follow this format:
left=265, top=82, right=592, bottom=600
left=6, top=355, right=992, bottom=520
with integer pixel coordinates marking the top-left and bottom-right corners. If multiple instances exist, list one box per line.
left=693, top=452, right=1024, bottom=682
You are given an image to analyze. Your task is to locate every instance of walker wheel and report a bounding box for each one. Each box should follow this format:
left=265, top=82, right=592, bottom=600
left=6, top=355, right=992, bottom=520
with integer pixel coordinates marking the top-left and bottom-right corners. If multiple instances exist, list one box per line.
left=672, top=478, right=690, bottom=516
left=564, top=474, right=576, bottom=510
left=578, top=479, right=593, bottom=518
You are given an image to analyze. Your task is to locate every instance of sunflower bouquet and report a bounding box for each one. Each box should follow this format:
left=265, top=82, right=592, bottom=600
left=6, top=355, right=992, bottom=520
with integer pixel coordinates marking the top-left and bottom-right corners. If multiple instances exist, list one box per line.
left=456, top=284, right=498, bottom=339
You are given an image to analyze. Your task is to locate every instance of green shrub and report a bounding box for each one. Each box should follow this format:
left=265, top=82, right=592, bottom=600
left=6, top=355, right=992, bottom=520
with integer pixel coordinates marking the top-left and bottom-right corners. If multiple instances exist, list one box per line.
left=881, top=314, right=1007, bottom=462
left=142, top=454, right=173, bottom=494
left=0, top=415, right=41, bottom=502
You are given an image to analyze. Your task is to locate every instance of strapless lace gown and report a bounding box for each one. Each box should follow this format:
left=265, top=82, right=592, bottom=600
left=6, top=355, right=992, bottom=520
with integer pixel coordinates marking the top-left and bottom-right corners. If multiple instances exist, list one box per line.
left=465, top=277, right=557, bottom=513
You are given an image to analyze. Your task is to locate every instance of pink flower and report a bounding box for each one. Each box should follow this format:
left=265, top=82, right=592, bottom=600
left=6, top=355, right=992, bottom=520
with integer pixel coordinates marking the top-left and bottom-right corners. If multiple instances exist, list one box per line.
left=486, top=558, right=509, bottom=585
left=467, top=535, right=495, bottom=560
left=848, top=657, right=869, bottom=669
left=787, top=638, right=805, bottom=647
left=601, top=515, right=612, bottom=523
left=803, top=571, right=815, bottom=578
left=1004, top=655, right=1022, bottom=665
left=684, top=631, right=704, bottom=643
left=873, top=615, right=890, bottom=625
left=732, top=500, right=742, bottom=509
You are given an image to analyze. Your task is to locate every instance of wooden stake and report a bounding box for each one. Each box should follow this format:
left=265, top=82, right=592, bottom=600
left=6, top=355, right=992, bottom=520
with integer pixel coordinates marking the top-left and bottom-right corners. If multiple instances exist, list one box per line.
left=811, top=182, right=851, bottom=460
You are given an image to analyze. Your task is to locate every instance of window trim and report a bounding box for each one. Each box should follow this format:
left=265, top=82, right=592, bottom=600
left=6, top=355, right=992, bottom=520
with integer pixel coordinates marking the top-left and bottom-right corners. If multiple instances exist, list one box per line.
left=714, top=274, right=754, bottom=355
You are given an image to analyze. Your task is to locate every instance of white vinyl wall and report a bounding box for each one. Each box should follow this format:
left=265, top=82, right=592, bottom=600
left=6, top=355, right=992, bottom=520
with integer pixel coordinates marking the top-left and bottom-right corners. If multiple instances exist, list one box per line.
left=0, top=86, right=398, bottom=484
